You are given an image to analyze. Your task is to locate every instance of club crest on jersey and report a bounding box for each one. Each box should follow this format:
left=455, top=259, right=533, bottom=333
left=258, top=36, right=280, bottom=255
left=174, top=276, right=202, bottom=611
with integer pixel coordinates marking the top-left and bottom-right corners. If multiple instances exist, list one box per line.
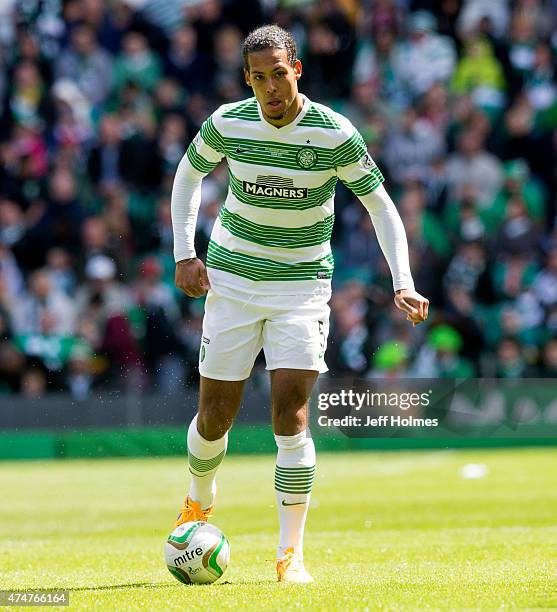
left=296, top=147, right=318, bottom=169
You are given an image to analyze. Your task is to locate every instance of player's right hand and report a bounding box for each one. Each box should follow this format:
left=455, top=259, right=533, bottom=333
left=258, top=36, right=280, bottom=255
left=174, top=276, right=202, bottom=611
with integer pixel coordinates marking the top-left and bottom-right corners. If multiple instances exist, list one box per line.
left=175, top=258, right=211, bottom=298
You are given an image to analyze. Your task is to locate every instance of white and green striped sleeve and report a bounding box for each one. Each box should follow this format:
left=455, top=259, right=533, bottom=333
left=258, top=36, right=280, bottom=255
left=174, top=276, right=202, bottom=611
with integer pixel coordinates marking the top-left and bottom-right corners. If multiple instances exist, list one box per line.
left=171, top=114, right=226, bottom=262
left=185, top=115, right=226, bottom=173
left=334, top=124, right=384, bottom=196
left=335, top=123, right=414, bottom=292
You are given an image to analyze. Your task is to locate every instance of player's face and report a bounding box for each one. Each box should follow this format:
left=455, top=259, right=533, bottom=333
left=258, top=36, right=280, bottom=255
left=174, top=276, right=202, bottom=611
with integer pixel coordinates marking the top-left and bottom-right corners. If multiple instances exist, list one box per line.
left=244, top=48, right=302, bottom=127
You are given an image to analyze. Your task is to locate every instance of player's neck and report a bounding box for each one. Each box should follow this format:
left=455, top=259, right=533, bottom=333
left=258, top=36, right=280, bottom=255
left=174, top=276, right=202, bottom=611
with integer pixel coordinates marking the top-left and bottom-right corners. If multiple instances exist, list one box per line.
left=264, top=93, right=304, bottom=128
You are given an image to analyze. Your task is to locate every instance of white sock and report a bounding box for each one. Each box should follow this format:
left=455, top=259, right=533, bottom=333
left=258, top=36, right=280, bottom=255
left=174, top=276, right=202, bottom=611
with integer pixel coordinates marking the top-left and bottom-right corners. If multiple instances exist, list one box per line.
left=187, top=414, right=227, bottom=510
left=274, top=430, right=316, bottom=560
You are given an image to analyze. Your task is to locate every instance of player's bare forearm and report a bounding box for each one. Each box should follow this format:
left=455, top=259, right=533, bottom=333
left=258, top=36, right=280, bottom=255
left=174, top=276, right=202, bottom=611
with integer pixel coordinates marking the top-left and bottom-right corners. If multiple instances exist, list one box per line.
left=394, top=288, right=429, bottom=326
left=175, top=258, right=211, bottom=298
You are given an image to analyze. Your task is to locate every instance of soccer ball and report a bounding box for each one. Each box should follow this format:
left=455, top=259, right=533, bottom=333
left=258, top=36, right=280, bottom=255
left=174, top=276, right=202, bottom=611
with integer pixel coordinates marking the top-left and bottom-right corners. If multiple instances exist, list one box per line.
left=164, top=521, right=230, bottom=585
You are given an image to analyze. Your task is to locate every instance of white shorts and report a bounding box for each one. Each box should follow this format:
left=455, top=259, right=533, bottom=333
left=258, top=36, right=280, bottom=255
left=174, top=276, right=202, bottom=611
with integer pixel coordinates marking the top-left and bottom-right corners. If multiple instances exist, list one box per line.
left=199, top=290, right=330, bottom=381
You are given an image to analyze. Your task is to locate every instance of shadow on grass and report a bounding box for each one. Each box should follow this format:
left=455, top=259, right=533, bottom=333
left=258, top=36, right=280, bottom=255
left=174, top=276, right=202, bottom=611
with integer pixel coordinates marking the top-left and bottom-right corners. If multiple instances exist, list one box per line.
left=62, top=582, right=175, bottom=592
left=53, top=579, right=274, bottom=592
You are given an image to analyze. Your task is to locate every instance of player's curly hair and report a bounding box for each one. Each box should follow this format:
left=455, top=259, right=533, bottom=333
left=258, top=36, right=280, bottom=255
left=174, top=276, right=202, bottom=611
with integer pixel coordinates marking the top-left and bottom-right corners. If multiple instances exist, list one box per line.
left=242, top=25, right=297, bottom=71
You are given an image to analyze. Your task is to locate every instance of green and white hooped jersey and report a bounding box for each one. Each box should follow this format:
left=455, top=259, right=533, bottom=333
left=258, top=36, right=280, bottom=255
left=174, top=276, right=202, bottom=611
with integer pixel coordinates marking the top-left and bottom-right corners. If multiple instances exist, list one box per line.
left=187, top=94, right=384, bottom=298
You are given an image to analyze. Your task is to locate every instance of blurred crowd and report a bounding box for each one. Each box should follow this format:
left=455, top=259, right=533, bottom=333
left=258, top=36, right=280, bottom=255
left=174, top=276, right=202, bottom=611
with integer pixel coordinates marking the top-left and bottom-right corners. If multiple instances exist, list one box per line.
left=1, top=0, right=557, bottom=399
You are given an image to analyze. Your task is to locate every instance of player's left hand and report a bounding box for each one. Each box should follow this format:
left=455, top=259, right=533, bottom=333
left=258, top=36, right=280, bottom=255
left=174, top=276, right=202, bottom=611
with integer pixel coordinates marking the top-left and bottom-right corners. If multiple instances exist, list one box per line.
left=394, top=289, right=429, bottom=326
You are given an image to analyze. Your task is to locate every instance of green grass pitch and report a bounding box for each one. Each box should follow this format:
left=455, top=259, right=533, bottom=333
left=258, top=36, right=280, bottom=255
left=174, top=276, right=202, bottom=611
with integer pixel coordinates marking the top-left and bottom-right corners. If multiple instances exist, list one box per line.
left=1, top=447, right=556, bottom=610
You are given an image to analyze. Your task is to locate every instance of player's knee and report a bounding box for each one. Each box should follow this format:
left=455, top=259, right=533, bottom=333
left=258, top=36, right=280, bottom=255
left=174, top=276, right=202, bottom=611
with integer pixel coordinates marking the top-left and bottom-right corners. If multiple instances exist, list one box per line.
left=275, top=384, right=309, bottom=413
left=197, top=402, right=234, bottom=440
left=273, top=399, right=309, bottom=433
